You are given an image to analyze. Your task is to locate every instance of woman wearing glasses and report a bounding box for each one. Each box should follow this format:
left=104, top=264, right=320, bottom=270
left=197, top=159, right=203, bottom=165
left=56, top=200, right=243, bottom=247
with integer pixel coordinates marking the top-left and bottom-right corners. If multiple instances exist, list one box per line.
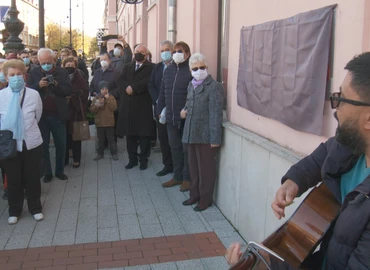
left=181, top=53, right=224, bottom=211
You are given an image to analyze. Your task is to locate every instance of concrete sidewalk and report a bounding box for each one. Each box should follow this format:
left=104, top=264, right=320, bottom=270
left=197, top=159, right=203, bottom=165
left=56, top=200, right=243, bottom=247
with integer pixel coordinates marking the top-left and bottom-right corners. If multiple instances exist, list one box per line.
left=0, top=132, right=245, bottom=269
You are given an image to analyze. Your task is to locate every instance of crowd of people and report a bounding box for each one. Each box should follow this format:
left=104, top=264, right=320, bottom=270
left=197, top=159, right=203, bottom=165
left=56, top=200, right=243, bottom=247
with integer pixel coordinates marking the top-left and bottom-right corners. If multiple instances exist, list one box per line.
left=0, top=36, right=224, bottom=225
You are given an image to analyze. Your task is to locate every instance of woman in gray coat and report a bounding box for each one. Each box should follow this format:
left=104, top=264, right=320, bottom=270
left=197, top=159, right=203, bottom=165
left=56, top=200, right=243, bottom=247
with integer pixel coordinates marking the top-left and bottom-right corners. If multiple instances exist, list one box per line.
left=181, top=53, right=224, bottom=211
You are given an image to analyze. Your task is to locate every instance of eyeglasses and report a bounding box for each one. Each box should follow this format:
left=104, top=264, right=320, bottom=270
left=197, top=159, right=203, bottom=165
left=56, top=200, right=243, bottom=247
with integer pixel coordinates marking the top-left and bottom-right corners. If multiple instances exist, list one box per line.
left=173, top=50, right=183, bottom=54
left=191, top=66, right=206, bottom=72
left=329, top=92, right=370, bottom=109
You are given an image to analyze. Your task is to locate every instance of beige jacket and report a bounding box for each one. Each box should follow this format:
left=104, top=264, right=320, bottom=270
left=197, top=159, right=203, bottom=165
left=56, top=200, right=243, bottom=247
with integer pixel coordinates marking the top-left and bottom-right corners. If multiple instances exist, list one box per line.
left=89, top=95, right=117, bottom=127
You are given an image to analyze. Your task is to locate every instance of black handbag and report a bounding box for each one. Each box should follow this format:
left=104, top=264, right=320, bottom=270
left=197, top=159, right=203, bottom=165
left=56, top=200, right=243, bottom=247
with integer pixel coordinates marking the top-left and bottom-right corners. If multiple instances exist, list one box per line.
left=0, top=130, right=17, bottom=160
left=0, top=88, right=26, bottom=160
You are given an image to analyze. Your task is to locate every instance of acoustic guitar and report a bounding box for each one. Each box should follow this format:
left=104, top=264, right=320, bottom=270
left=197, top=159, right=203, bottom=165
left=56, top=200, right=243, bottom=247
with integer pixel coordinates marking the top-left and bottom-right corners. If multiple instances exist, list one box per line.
left=229, top=183, right=341, bottom=270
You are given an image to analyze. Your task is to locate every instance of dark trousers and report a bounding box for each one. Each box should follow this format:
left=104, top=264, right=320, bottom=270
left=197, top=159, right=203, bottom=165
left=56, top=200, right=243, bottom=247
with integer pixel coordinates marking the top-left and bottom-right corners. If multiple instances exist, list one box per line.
left=188, top=144, right=217, bottom=207
left=126, top=135, right=151, bottom=164
left=3, top=145, right=43, bottom=216
left=97, top=127, right=117, bottom=156
left=39, top=115, right=66, bottom=175
left=167, top=123, right=190, bottom=182
left=65, top=134, right=82, bottom=164
left=157, top=119, right=173, bottom=169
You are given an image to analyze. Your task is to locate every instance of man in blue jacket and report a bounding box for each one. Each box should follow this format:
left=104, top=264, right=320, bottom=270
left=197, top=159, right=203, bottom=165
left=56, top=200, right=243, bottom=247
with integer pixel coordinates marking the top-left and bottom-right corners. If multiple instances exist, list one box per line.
left=227, top=52, right=370, bottom=269
left=156, top=41, right=193, bottom=192
left=149, top=40, right=174, bottom=177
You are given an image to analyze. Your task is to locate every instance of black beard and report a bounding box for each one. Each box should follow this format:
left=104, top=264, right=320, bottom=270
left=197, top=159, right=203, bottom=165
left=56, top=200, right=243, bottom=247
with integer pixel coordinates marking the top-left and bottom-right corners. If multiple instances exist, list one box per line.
left=335, top=120, right=366, bottom=155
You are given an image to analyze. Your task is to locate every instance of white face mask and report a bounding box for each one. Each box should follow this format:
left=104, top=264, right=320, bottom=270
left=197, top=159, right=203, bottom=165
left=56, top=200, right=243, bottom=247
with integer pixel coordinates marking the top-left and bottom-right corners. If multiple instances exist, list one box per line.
left=173, top=52, right=185, bottom=64
left=191, top=69, right=208, bottom=81
left=113, top=48, right=121, bottom=56
left=100, top=60, right=108, bottom=68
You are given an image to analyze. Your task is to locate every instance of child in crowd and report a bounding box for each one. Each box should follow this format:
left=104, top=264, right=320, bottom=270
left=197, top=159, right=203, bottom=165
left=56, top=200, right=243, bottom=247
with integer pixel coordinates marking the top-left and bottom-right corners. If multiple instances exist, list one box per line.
left=89, top=81, right=119, bottom=161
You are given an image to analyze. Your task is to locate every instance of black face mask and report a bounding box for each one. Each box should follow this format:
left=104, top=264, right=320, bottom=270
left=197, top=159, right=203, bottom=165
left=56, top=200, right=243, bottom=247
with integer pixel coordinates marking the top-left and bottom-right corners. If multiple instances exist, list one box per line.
left=65, top=67, right=76, bottom=75
left=134, top=53, right=145, bottom=62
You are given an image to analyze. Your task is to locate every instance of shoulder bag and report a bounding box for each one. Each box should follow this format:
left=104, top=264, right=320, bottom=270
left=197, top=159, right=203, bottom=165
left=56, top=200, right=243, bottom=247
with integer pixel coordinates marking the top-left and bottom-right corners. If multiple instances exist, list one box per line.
left=72, top=96, right=91, bottom=141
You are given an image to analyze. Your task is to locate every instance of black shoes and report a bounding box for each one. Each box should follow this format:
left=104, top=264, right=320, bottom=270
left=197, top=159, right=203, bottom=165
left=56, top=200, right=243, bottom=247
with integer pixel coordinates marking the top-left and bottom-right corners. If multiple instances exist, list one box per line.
left=56, top=173, right=68, bottom=180
left=125, top=161, right=138, bottom=169
left=140, top=162, right=148, bottom=170
left=156, top=167, right=173, bottom=176
left=43, top=174, right=53, bottom=183
left=182, top=198, right=199, bottom=206
left=194, top=203, right=213, bottom=212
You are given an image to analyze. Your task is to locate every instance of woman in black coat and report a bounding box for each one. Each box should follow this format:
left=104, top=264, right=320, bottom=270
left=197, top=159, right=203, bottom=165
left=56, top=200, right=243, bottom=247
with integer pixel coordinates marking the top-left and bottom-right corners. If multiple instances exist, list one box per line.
left=63, top=56, right=89, bottom=168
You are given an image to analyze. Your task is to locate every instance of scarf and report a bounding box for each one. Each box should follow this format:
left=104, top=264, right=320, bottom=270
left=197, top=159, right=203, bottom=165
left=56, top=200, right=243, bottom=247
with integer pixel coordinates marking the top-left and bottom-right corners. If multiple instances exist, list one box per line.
left=2, top=87, right=25, bottom=142
left=191, top=78, right=205, bottom=89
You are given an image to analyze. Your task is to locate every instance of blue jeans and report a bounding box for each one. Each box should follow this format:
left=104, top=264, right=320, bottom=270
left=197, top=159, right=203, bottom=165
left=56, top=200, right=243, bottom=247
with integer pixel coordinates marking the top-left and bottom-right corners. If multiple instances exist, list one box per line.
left=39, top=115, right=66, bottom=176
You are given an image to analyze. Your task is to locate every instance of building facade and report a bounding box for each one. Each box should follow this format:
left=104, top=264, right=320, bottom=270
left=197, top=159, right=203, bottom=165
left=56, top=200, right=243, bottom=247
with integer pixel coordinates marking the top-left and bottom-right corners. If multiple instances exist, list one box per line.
left=103, top=0, right=370, bottom=243
left=0, top=0, right=53, bottom=51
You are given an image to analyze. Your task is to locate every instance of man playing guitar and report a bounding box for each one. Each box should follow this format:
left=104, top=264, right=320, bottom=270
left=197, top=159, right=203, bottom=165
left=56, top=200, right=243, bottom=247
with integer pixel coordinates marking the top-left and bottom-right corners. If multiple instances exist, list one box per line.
left=227, top=52, right=370, bottom=269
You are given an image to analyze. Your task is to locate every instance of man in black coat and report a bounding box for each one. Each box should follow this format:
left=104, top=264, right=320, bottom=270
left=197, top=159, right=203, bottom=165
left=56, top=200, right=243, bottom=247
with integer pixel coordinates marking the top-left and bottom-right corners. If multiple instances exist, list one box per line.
left=149, top=40, right=174, bottom=177
left=227, top=52, right=370, bottom=270
left=27, top=48, right=72, bottom=183
left=116, top=44, right=155, bottom=170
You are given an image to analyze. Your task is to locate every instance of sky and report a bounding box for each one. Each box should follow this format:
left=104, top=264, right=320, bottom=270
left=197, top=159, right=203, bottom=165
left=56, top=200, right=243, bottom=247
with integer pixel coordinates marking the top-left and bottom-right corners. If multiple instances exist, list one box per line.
left=44, top=0, right=105, bottom=38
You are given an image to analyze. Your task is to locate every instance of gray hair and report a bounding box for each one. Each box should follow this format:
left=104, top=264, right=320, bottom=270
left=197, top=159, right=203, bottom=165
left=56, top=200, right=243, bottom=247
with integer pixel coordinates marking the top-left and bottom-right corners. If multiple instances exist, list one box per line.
left=160, top=40, right=174, bottom=49
left=189, top=53, right=207, bottom=69
left=37, top=48, right=55, bottom=60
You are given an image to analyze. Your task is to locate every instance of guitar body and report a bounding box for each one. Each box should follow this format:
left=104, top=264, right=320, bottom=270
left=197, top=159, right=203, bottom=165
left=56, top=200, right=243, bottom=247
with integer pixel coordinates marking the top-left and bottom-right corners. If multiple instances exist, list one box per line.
left=230, top=184, right=341, bottom=270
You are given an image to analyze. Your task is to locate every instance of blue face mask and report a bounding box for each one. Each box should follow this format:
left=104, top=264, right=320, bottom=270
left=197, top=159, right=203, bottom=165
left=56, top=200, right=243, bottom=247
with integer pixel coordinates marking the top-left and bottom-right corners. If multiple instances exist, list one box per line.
left=8, top=75, right=25, bottom=92
left=23, top=57, right=30, bottom=66
left=41, top=63, right=53, bottom=72
left=0, top=72, right=6, bottom=83
left=161, top=51, right=172, bottom=62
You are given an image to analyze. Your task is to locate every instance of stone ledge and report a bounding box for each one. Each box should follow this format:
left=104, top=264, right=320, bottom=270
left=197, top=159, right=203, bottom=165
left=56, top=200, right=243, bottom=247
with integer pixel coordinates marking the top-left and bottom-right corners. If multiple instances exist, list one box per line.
left=222, top=121, right=305, bottom=164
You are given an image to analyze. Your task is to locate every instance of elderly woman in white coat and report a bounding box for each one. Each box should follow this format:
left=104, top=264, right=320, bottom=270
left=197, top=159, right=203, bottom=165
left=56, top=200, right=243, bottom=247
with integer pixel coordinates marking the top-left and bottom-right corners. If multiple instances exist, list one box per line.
left=181, top=53, right=224, bottom=211
left=0, top=59, right=44, bottom=225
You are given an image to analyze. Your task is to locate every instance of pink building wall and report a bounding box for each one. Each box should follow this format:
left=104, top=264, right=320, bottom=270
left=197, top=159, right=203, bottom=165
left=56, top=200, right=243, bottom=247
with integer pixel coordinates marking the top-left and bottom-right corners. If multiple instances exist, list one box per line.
left=227, top=0, right=369, bottom=155
left=107, top=0, right=370, bottom=155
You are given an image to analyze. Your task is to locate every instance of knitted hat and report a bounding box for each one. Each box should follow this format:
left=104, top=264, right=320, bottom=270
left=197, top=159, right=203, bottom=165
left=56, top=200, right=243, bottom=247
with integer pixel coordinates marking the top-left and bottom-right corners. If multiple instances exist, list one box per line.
left=98, top=80, right=109, bottom=90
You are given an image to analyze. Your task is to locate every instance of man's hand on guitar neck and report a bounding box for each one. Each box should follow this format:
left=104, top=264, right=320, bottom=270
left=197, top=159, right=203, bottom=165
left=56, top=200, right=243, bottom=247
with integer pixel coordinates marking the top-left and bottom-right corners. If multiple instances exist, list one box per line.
left=271, top=179, right=299, bottom=219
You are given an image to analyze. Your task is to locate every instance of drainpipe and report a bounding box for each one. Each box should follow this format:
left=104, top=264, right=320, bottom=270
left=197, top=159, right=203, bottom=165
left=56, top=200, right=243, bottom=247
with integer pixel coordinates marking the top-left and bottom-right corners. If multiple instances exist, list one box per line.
left=168, top=0, right=176, bottom=43
left=217, top=0, right=222, bottom=82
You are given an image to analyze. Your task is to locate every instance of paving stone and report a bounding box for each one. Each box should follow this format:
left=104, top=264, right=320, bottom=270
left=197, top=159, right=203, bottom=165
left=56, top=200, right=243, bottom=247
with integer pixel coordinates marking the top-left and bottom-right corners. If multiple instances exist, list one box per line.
left=55, top=208, right=78, bottom=232
left=201, top=256, right=230, bottom=270
left=98, top=188, right=116, bottom=206
left=75, top=217, right=98, bottom=244
left=150, top=262, right=178, bottom=270
left=138, top=212, right=160, bottom=225
left=98, top=227, right=120, bottom=242
left=176, top=259, right=205, bottom=270
left=98, top=205, right=118, bottom=228
left=52, top=230, right=76, bottom=246
left=5, top=233, right=32, bottom=250
left=140, top=224, right=165, bottom=238
left=28, top=221, right=56, bottom=247
left=181, top=219, right=208, bottom=234
left=124, top=265, right=151, bottom=270
left=79, top=197, right=98, bottom=219
left=118, top=214, right=142, bottom=240
left=201, top=211, right=226, bottom=222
